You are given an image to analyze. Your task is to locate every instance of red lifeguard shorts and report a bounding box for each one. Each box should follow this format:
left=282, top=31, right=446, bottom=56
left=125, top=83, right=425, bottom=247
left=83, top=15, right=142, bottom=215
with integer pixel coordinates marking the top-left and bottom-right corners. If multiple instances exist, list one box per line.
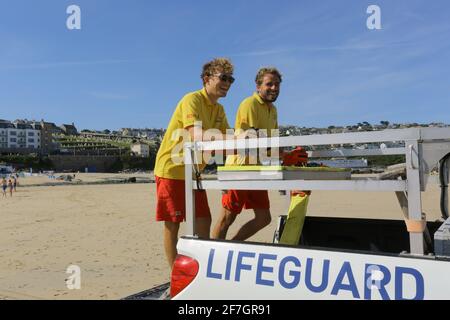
left=221, top=190, right=270, bottom=214
left=155, top=176, right=211, bottom=222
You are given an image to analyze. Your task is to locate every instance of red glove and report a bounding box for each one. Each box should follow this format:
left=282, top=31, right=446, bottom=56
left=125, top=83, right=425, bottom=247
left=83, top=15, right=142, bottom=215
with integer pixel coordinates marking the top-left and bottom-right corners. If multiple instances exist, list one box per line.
left=282, top=146, right=308, bottom=166
left=282, top=147, right=311, bottom=196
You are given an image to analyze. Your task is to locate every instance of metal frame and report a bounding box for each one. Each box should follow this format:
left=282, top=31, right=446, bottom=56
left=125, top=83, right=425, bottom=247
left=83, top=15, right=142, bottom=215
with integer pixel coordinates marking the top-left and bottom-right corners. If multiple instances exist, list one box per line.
left=184, top=127, right=450, bottom=255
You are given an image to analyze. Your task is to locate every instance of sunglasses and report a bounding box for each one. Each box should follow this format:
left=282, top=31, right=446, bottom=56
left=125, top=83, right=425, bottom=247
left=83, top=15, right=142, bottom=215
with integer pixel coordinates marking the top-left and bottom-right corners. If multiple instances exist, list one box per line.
left=214, top=74, right=235, bottom=84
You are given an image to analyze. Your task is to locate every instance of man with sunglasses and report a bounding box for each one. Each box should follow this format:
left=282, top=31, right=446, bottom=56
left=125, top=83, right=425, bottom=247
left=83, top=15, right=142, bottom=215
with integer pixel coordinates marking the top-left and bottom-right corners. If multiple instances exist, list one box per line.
left=154, top=58, right=234, bottom=270
left=212, top=67, right=282, bottom=241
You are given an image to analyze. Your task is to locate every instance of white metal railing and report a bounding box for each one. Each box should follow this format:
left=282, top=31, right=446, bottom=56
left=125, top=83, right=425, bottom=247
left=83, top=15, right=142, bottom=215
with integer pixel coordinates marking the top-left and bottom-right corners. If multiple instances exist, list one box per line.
left=183, top=127, right=450, bottom=256
left=308, top=147, right=404, bottom=158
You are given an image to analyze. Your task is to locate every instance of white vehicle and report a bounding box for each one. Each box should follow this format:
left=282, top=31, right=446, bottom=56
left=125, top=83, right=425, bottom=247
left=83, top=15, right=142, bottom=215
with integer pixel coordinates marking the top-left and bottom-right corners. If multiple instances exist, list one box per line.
left=0, top=164, right=14, bottom=177
left=127, top=128, right=450, bottom=300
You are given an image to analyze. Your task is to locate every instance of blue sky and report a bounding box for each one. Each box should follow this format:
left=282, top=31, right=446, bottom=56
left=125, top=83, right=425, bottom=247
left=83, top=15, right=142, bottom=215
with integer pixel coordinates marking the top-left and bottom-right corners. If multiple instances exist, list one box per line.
left=1, top=0, right=449, bottom=130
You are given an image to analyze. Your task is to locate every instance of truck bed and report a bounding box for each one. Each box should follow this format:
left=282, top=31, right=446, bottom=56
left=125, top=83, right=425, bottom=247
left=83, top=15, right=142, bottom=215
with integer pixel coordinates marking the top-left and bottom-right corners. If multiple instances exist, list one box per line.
left=294, top=216, right=442, bottom=254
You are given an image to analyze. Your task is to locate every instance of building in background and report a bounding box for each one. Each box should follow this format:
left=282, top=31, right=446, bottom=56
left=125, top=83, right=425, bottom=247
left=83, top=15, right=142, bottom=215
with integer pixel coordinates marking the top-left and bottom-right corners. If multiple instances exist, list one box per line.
left=131, top=142, right=150, bottom=157
left=0, top=120, right=13, bottom=148
left=13, top=121, right=41, bottom=149
left=39, top=120, right=57, bottom=154
left=0, top=120, right=41, bottom=150
left=60, top=123, right=78, bottom=136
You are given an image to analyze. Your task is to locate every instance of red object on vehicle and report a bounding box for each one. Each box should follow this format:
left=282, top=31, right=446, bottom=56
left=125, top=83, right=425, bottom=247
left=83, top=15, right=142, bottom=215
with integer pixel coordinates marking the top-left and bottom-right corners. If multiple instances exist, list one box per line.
left=170, top=254, right=199, bottom=298
left=282, top=147, right=311, bottom=196
left=291, top=190, right=311, bottom=197
left=282, top=146, right=308, bottom=166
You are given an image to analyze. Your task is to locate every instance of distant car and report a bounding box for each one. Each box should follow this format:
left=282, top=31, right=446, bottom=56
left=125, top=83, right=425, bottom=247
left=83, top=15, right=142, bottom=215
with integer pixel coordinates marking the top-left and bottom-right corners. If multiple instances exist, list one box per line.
left=0, top=165, right=13, bottom=177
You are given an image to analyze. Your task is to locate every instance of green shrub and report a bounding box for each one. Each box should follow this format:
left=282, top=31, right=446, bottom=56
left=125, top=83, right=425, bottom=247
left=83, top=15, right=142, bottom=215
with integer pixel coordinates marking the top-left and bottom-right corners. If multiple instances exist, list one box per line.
left=0, top=155, right=53, bottom=171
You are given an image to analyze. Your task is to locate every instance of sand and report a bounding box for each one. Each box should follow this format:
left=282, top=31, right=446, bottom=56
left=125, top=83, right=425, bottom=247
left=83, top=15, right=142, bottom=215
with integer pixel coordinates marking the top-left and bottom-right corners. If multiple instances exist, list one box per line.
left=0, top=173, right=444, bottom=300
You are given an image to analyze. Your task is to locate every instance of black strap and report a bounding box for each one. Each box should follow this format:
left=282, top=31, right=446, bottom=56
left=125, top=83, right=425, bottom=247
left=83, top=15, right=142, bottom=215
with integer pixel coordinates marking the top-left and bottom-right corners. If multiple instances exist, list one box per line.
left=195, top=170, right=203, bottom=191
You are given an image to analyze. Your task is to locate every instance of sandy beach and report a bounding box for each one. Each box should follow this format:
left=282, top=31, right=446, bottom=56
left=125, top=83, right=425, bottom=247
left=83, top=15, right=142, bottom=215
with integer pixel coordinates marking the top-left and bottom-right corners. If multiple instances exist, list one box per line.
left=0, top=173, right=443, bottom=300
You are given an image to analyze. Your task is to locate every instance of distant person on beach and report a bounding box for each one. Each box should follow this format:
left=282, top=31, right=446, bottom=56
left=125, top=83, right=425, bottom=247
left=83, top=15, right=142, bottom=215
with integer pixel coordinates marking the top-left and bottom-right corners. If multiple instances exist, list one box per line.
left=8, top=179, right=13, bottom=197
left=1, top=177, right=7, bottom=197
left=154, top=58, right=234, bottom=269
left=12, top=175, right=17, bottom=192
left=212, top=67, right=282, bottom=241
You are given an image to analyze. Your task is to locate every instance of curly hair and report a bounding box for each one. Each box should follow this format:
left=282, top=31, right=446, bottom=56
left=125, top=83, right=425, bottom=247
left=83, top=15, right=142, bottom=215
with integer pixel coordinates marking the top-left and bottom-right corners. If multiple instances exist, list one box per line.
left=255, top=67, right=282, bottom=85
left=201, top=58, right=234, bottom=84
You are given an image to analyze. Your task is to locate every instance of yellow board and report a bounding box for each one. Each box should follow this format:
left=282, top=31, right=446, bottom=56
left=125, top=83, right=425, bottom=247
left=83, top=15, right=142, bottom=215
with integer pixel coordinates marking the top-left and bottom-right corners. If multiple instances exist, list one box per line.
left=218, top=165, right=349, bottom=172
left=279, top=194, right=310, bottom=245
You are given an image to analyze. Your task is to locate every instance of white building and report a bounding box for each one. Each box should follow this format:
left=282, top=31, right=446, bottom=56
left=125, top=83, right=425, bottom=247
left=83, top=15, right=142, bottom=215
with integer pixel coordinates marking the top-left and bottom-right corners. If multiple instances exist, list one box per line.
left=131, top=143, right=150, bottom=157
left=0, top=121, right=13, bottom=148
left=0, top=121, right=41, bottom=149
left=25, top=126, right=41, bottom=149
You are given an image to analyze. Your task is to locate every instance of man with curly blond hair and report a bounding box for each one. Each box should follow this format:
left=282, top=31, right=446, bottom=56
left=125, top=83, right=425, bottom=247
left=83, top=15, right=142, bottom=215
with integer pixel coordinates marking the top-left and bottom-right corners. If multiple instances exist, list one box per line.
left=154, top=58, right=235, bottom=269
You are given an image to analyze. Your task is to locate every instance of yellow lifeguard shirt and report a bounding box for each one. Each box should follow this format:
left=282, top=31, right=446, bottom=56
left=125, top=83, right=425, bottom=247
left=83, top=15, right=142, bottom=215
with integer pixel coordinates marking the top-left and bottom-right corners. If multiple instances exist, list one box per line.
left=154, top=88, right=230, bottom=180
left=227, top=92, right=278, bottom=165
